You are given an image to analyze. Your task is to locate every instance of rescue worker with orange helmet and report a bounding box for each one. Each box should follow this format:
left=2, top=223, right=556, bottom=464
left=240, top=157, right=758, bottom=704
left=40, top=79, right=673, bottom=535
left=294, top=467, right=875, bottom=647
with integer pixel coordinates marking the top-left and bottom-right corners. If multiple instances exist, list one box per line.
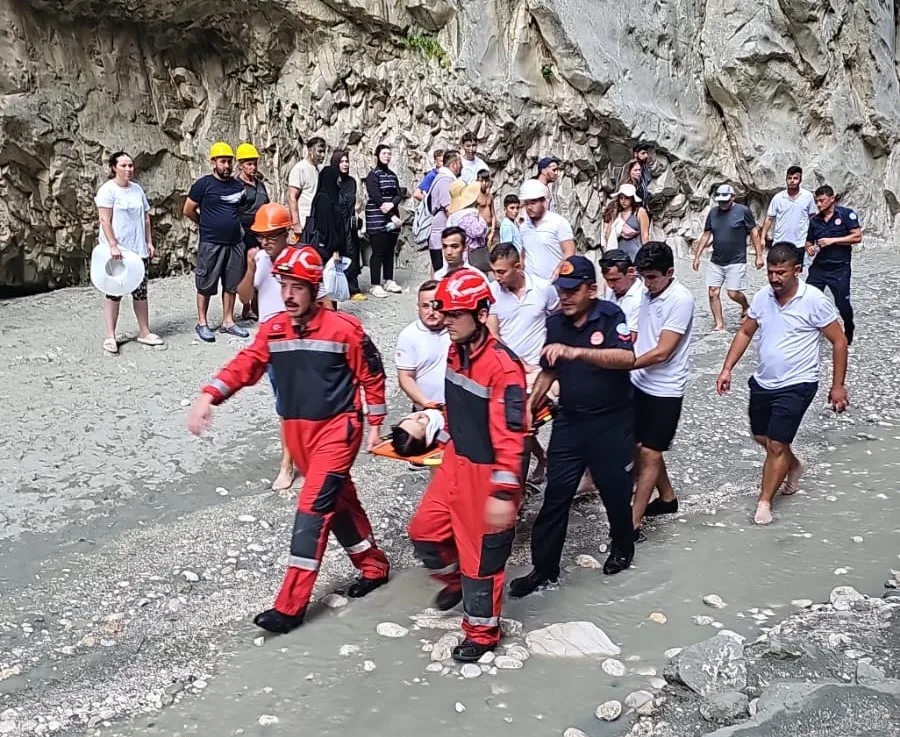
left=188, top=245, right=391, bottom=633
left=407, top=268, right=529, bottom=662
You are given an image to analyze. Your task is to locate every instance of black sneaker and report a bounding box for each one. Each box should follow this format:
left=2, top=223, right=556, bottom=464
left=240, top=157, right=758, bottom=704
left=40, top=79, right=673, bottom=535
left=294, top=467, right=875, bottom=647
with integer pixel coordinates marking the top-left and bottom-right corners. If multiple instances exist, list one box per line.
left=347, top=576, right=389, bottom=598
left=603, top=548, right=634, bottom=575
left=452, top=639, right=495, bottom=663
left=434, top=586, right=463, bottom=611
left=253, top=608, right=305, bottom=634
left=634, top=527, right=647, bottom=544
left=508, top=569, right=558, bottom=598
left=644, top=497, right=679, bottom=517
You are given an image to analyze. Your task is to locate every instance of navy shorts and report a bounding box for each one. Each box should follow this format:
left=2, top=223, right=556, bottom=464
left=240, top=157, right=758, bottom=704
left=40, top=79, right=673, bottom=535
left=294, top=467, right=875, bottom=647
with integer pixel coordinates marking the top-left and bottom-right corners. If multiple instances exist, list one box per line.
left=267, top=364, right=283, bottom=417
left=748, top=377, right=818, bottom=443
left=633, top=386, right=683, bottom=452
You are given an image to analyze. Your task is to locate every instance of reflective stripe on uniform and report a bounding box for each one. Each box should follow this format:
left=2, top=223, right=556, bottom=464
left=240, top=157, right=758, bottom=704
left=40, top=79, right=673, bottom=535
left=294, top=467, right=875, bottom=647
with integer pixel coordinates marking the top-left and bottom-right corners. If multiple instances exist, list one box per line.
left=287, top=555, right=321, bottom=571
left=491, top=470, right=519, bottom=486
left=344, top=538, right=373, bottom=555
left=269, top=339, right=348, bottom=354
left=433, top=562, right=459, bottom=575
left=208, top=378, right=231, bottom=398
left=465, top=614, right=500, bottom=627
left=366, top=403, right=388, bottom=415
left=446, top=368, right=491, bottom=399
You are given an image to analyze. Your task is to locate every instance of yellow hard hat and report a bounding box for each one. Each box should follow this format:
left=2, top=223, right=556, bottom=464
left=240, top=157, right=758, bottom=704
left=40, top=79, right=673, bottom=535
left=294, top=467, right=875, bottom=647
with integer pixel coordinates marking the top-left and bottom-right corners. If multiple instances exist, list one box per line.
left=236, top=143, right=260, bottom=161
left=209, top=141, right=234, bottom=159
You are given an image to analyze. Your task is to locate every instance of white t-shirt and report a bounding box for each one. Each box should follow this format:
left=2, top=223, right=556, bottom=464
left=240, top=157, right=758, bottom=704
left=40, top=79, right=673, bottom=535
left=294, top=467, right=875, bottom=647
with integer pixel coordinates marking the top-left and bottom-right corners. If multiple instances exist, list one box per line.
left=748, top=280, right=838, bottom=390
left=254, top=250, right=286, bottom=322
left=520, top=211, right=575, bottom=281
left=287, top=160, right=319, bottom=224
left=631, top=279, right=695, bottom=398
left=604, top=278, right=644, bottom=335
left=394, top=320, right=452, bottom=406
left=766, top=189, right=817, bottom=247
left=489, top=275, right=559, bottom=365
left=434, top=265, right=490, bottom=286
left=460, top=156, right=488, bottom=184
left=95, top=180, right=150, bottom=258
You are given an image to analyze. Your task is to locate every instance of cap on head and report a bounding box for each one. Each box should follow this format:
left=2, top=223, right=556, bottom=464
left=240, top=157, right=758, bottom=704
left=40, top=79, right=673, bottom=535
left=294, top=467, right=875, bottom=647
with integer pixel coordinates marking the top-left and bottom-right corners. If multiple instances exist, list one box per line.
left=209, top=141, right=234, bottom=159
left=553, top=255, right=596, bottom=290
left=537, top=156, right=559, bottom=172
left=519, top=178, right=549, bottom=202
left=236, top=142, right=260, bottom=161
left=272, top=245, right=324, bottom=286
left=613, top=182, right=641, bottom=202
left=714, top=184, right=735, bottom=202
left=432, top=269, right=494, bottom=312
left=251, top=203, right=295, bottom=234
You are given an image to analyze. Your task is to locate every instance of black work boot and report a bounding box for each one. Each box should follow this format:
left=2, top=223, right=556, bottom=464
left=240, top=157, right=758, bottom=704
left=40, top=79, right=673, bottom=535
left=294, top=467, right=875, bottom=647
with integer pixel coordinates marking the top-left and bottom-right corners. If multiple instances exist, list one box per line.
left=452, top=639, right=496, bottom=663
left=253, top=608, right=305, bottom=634
left=347, top=576, right=389, bottom=598
left=434, top=586, right=463, bottom=611
left=508, top=568, right=558, bottom=598
left=644, top=497, right=679, bottom=517
left=603, top=547, right=634, bottom=575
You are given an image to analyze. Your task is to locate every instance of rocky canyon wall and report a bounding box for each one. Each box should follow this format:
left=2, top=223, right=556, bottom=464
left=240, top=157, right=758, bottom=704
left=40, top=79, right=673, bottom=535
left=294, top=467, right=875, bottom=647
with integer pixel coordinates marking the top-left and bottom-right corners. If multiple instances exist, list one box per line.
left=1, top=0, right=898, bottom=292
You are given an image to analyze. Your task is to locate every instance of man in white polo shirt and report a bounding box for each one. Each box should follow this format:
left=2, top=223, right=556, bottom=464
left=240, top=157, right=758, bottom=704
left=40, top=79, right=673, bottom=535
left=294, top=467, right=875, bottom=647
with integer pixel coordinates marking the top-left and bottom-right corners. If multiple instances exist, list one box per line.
left=395, top=280, right=451, bottom=410
left=630, top=242, right=695, bottom=541
left=760, top=165, right=817, bottom=249
left=599, top=249, right=643, bottom=340
left=716, top=243, right=848, bottom=525
left=433, top=226, right=490, bottom=286
left=519, top=179, right=576, bottom=281
left=487, top=242, right=559, bottom=484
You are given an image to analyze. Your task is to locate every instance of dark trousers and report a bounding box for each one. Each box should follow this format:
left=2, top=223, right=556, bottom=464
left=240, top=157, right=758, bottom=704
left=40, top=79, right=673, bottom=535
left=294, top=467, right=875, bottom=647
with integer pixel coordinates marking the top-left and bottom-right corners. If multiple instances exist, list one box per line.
left=369, top=231, right=398, bottom=286
left=807, top=261, right=854, bottom=341
left=530, top=409, right=635, bottom=578
left=345, top=232, right=362, bottom=295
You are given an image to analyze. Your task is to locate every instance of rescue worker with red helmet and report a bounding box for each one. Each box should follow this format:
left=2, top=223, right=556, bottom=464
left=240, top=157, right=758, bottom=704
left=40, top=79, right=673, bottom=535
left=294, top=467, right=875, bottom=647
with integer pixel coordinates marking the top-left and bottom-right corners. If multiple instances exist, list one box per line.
left=407, top=268, right=529, bottom=662
left=187, top=245, right=391, bottom=633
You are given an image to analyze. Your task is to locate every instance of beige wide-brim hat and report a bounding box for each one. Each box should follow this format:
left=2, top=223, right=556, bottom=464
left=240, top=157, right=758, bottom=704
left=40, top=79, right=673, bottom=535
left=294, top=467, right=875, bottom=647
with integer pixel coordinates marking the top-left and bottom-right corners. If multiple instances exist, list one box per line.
left=448, top=181, right=482, bottom=215
left=90, top=244, right=145, bottom=296
left=612, top=182, right=641, bottom=203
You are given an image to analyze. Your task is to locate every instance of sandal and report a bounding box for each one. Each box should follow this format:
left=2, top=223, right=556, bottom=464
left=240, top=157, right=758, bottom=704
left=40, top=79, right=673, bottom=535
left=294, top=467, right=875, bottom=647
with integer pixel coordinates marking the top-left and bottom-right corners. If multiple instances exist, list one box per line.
left=136, top=333, right=164, bottom=346
left=102, top=338, right=118, bottom=354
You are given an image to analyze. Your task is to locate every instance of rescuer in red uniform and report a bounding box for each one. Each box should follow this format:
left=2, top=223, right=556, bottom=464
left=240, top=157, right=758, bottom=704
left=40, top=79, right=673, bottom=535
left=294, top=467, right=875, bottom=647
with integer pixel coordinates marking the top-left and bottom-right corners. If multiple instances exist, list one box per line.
left=407, top=268, right=529, bottom=662
left=187, top=245, right=391, bottom=633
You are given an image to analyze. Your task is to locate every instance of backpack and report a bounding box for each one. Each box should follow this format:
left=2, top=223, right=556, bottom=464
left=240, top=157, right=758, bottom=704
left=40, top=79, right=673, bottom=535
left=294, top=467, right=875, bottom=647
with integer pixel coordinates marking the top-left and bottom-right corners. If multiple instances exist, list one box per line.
left=412, top=174, right=452, bottom=245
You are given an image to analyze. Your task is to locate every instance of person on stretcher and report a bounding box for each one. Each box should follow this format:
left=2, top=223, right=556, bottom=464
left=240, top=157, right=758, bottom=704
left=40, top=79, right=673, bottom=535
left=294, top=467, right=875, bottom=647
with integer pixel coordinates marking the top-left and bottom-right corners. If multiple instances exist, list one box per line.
left=390, top=408, right=446, bottom=457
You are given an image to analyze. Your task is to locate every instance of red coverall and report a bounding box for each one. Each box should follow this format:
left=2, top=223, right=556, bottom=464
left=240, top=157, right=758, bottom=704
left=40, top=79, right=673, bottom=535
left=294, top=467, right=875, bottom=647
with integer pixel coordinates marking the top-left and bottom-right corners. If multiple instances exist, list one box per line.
left=202, top=309, right=390, bottom=616
left=408, top=334, right=528, bottom=646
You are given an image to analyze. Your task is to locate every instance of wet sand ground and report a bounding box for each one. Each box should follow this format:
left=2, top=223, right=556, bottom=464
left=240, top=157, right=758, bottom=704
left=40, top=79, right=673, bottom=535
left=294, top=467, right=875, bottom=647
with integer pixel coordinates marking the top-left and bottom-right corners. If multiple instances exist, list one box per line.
left=0, top=254, right=897, bottom=736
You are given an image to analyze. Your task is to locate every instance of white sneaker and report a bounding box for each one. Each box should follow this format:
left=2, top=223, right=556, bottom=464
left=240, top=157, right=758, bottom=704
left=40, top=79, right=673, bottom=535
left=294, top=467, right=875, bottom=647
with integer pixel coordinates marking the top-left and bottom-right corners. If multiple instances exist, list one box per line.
left=370, top=285, right=389, bottom=298
left=383, top=279, right=402, bottom=294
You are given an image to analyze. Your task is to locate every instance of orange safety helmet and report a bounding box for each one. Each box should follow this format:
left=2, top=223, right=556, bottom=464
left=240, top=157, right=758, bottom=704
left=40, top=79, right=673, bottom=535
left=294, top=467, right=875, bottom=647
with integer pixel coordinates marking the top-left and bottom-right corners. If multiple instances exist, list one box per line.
left=251, top=203, right=295, bottom=234
left=272, top=246, right=324, bottom=286
left=432, top=268, right=494, bottom=312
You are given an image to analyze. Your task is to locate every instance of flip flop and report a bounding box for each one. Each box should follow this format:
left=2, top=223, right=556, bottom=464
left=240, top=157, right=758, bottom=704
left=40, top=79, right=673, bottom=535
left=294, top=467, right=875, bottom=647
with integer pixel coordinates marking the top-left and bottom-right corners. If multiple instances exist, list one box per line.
left=102, top=338, right=118, bottom=354
left=136, top=333, right=164, bottom=346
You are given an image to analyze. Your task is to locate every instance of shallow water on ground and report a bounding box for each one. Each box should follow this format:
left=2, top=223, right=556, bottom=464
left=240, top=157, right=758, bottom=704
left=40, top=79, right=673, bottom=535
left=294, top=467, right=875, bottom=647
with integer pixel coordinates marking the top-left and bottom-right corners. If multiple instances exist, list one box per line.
left=121, top=429, right=899, bottom=737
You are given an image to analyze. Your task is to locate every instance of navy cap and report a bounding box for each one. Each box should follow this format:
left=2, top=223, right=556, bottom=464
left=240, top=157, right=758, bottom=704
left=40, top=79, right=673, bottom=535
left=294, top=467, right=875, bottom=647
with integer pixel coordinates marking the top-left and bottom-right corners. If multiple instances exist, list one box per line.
left=553, top=255, right=596, bottom=289
left=537, top=156, right=559, bottom=172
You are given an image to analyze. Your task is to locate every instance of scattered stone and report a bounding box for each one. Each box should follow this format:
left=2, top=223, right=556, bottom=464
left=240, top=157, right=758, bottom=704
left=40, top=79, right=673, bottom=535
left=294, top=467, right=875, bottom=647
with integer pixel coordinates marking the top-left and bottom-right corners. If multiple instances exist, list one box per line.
left=500, top=618, right=523, bottom=637
left=563, top=729, right=589, bottom=737
left=321, top=594, right=348, bottom=609
left=215, top=486, right=229, bottom=496
left=692, top=615, right=715, bottom=626
left=663, top=631, right=747, bottom=696
left=181, top=570, right=200, bottom=583
left=790, top=599, right=814, bottom=608
left=460, top=664, right=481, bottom=679
left=855, top=661, right=885, bottom=685
left=494, top=656, right=523, bottom=670
left=258, top=715, right=279, bottom=726
left=703, top=594, right=727, bottom=609
left=649, top=677, right=667, bottom=690
left=595, top=699, right=622, bottom=721
left=454, top=702, right=466, bottom=713
left=625, top=690, right=655, bottom=715
left=425, top=663, right=443, bottom=673
left=253, top=637, right=265, bottom=647
left=575, top=554, right=602, bottom=568
left=648, top=612, right=667, bottom=624
left=238, top=514, right=257, bottom=524
left=376, top=622, right=409, bottom=638
left=699, top=691, right=750, bottom=724
left=504, top=645, right=530, bottom=661
left=363, top=660, right=376, bottom=672
left=338, top=644, right=359, bottom=656
left=525, top=621, right=621, bottom=658
left=478, top=651, right=495, bottom=665
left=634, top=666, right=657, bottom=676
left=664, top=647, right=682, bottom=659
left=431, top=633, right=461, bottom=662
left=851, top=535, right=864, bottom=543
left=830, top=586, right=865, bottom=611
left=602, top=658, right=626, bottom=676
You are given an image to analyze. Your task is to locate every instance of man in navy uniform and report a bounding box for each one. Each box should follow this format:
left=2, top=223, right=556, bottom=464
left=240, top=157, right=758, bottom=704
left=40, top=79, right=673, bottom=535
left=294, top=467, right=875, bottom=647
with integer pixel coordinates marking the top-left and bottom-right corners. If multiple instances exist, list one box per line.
left=805, top=185, right=862, bottom=344
left=509, top=255, right=637, bottom=598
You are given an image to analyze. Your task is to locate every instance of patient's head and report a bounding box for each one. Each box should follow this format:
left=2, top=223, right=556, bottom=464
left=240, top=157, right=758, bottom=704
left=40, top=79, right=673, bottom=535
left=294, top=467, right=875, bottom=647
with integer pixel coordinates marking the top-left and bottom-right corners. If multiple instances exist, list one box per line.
left=390, top=412, right=431, bottom=457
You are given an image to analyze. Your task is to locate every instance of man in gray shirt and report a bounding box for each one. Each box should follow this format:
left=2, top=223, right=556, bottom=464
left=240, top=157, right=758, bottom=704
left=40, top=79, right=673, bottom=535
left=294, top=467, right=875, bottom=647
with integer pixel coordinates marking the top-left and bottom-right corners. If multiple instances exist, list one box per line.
left=692, top=184, right=763, bottom=331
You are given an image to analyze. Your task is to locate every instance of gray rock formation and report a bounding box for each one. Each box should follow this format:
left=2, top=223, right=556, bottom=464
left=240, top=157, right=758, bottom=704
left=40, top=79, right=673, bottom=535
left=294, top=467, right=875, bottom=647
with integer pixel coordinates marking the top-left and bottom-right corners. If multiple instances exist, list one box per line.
left=663, top=631, right=748, bottom=696
left=2, top=0, right=899, bottom=291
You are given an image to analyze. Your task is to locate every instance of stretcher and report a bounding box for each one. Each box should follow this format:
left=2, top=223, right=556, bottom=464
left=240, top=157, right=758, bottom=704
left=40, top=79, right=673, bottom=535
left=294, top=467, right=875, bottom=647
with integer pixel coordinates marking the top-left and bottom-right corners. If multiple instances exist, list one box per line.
left=369, top=399, right=556, bottom=467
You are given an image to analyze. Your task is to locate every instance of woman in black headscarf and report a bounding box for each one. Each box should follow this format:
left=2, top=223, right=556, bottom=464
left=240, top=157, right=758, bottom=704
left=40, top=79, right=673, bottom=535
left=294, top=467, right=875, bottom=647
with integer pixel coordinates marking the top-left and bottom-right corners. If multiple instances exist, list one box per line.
left=330, top=149, right=363, bottom=299
left=305, top=165, right=346, bottom=265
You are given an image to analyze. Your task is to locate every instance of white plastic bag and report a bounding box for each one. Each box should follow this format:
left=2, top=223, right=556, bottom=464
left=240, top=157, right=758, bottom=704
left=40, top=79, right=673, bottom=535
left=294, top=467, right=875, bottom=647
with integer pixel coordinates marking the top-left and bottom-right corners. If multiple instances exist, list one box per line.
left=323, top=256, right=352, bottom=302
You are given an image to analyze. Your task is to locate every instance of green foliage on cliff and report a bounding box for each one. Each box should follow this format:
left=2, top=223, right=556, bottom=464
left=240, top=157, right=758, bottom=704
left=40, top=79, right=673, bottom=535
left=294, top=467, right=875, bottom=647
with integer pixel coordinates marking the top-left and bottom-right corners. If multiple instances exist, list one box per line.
left=402, top=31, right=451, bottom=68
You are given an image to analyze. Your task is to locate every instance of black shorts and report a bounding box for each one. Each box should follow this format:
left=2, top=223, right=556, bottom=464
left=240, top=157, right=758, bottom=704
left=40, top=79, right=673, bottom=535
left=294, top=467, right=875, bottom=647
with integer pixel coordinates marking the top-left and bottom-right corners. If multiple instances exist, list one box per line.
left=429, top=249, right=444, bottom=271
left=748, top=377, right=818, bottom=444
left=106, top=258, right=150, bottom=302
left=633, top=386, right=683, bottom=452
left=195, top=241, right=245, bottom=296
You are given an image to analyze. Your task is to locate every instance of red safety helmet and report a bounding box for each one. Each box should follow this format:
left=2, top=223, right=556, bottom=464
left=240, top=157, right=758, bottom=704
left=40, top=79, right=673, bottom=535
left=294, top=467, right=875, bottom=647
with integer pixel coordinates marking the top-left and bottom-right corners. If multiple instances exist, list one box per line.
left=432, top=268, right=494, bottom=312
left=272, top=246, right=324, bottom=286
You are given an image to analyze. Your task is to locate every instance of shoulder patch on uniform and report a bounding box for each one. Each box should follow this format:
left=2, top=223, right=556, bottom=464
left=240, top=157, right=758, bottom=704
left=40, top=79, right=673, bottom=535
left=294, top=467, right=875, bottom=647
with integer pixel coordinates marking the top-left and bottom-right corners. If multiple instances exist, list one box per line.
left=616, top=322, right=631, bottom=337
left=361, top=334, right=385, bottom=376
left=503, top=385, right=526, bottom=432
left=849, top=211, right=858, bottom=220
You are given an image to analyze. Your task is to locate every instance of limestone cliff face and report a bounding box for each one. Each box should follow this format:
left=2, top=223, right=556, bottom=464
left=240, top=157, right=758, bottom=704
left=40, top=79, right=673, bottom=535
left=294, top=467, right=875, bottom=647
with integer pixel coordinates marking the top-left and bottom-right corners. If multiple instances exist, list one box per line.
left=1, top=0, right=897, bottom=291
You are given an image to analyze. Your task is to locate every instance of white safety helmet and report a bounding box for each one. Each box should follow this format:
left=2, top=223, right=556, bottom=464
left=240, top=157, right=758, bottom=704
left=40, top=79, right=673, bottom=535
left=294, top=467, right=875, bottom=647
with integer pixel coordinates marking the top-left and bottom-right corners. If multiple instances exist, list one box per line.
left=518, top=178, right=549, bottom=202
